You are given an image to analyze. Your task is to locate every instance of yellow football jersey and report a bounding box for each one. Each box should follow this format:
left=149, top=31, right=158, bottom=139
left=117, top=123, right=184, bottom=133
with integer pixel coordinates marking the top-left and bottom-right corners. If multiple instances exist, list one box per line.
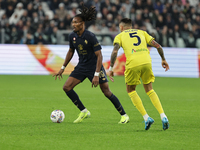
left=113, top=29, right=154, bottom=68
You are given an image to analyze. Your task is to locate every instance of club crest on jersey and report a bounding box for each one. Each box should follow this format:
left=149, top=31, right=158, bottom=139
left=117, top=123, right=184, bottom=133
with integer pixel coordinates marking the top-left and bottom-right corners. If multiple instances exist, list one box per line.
left=73, top=37, right=76, bottom=43
left=84, top=40, right=88, bottom=44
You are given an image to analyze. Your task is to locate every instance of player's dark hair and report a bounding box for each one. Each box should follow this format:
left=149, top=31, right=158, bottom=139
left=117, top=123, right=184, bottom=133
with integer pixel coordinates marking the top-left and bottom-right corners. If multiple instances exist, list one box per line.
left=75, top=3, right=96, bottom=22
left=120, top=18, right=132, bottom=26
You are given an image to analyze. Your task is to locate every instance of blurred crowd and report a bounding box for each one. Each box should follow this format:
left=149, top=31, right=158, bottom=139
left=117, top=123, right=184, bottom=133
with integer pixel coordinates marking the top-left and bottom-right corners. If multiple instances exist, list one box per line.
left=0, top=0, right=200, bottom=47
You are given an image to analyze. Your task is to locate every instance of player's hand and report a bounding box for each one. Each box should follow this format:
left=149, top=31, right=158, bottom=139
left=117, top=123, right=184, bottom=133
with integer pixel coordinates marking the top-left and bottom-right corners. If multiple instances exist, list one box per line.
left=52, top=69, right=64, bottom=80
left=109, top=71, right=114, bottom=82
left=92, top=76, right=99, bottom=88
left=162, top=60, right=169, bottom=72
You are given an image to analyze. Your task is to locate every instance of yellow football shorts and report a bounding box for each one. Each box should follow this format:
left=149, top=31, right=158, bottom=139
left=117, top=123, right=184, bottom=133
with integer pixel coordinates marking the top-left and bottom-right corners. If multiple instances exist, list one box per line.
left=124, top=63, right=155, bottom=85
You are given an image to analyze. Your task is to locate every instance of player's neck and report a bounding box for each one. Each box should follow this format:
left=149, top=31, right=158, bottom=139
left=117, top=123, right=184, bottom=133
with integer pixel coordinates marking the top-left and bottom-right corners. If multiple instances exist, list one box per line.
left=77, top=28, right=85, bottom=36
left=122, top=27, right=132, bottom=31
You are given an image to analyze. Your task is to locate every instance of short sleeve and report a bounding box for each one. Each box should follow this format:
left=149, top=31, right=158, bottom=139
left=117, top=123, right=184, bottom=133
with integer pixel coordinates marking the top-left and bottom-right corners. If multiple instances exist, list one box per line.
left=69, top=33, right=75, bottom=49
left=144, top=31, right=154, bottom=45
left=91, top=33, right=102, bottom=52
left=113, top=34, right=122, bottom=47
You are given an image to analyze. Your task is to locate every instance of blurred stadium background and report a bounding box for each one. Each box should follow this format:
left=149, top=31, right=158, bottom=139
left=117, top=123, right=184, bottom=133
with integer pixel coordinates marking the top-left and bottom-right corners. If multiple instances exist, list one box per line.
left=0, top=0, right=199, bottom=47
left=1, top=1, right=200, bottom=149
left=0, top=0, right=199, bottom=77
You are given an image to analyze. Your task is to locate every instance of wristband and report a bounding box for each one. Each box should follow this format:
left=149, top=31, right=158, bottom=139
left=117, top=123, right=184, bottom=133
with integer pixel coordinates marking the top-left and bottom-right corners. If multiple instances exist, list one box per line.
left=61, top=66, right=66, bottom=70
left=109, top=66, right=113, bottom=71
left=94, top=72, right=100, bottom=76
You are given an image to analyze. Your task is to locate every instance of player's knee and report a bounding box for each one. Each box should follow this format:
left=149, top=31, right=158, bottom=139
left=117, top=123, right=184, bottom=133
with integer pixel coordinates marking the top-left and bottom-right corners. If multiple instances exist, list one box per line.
left=126, top=85, right=136, bottom=93
left=63, top=85, right=71, bottom=92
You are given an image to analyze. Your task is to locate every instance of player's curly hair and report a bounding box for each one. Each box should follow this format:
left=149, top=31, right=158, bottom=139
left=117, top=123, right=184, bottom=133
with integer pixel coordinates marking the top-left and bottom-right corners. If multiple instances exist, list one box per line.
left=75, top=3, right=96, bottom=22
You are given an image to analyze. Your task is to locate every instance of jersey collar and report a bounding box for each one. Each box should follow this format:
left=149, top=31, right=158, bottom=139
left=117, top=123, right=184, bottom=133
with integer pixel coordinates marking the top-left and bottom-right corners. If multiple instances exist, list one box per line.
left=74, top=29, right=87, bottom=38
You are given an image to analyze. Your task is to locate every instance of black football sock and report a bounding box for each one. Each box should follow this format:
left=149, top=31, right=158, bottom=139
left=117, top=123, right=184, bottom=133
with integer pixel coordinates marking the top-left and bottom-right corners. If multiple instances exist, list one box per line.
left=66, top=89, right=85, bottom=111
left=109, top=94, right=126, bottom=115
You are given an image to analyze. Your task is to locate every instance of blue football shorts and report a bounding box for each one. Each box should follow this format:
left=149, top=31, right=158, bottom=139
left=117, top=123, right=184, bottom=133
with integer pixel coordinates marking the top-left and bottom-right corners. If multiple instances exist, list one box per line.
left=69, top=65, right=108, bottom=84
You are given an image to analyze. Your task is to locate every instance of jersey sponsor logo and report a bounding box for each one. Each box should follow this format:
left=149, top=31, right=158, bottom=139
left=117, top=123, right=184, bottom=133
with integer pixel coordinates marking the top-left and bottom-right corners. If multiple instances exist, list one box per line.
left=132, top=49, right=136, bottom=53
left=78, top=44, right=87, bottom=55
left=132, top=48, right=148, bottom=53
left=78, top=44, right=83, bottom=50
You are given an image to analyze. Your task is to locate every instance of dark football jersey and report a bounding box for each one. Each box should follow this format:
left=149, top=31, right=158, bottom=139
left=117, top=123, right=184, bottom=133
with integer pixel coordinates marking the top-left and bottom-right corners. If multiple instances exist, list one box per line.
left=69, top=29, right=102, bottom=71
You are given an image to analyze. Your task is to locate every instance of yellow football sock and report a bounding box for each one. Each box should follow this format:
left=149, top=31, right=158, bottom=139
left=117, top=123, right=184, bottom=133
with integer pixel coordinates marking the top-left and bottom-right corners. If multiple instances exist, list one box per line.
left=147, top=89, right=164, bottom=114
left=128, top=91, right=147, bottom=116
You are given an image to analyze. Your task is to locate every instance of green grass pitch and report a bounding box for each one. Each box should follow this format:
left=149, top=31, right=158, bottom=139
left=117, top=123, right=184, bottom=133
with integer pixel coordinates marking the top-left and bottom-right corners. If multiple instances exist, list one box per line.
left=0, top=75, right=200, bottom=150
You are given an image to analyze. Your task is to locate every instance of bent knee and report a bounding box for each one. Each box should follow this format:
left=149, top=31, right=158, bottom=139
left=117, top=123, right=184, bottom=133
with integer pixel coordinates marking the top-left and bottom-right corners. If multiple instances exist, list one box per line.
left=63, top=85, right=72, bottom=92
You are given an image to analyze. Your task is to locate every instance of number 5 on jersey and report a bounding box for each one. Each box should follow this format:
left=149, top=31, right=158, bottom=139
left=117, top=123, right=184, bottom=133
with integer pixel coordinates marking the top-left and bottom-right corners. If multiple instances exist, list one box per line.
left=129, top=32, right=141, bottom=46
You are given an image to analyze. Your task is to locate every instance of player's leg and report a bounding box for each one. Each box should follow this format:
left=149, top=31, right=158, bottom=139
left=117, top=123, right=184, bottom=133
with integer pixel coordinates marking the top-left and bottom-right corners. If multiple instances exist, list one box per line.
left=63, top=71, right=90, bottom=123
left=127, top=84, right=147, bottom=118
left=143, top=82, right=165, bottom=115
left=143, top=82, right=169, bottom=130
left=142, top=64, right=169, bottom=130
left=99, top=82, right=129, bottom=123
left=63, top=76, right=84, bottom=110
left=97, top=67, right=129, bottom=124
left=100, top=82, right=129, bottom=124
left=125, top=66, right=154, bottom=130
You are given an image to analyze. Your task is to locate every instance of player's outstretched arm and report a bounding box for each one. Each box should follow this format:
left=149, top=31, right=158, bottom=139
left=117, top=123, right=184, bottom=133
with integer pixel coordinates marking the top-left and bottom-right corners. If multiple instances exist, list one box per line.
left=149, top=40, right=169, bottom=72
left=53, top=48, right=75, bottom=80
left=109, top=43, right=120, bottom=82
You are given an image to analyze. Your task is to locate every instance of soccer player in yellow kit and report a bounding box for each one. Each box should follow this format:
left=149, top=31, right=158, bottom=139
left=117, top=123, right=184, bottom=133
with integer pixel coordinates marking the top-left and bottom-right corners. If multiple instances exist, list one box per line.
left=109, top=18, right=170, bottom=130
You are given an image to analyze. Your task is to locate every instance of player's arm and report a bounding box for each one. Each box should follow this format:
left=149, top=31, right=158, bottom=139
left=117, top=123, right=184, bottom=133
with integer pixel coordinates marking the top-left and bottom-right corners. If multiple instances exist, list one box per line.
left=92, top=50, right=102, bottom=88
left=94, top=50, right=103, bottom=73
left=53, top=48, right=75, bottom=80
left=110, top=43, right=120, bottom=67
left=149, top=40, right=165, bottom=60
left=109, top=43, right=120, bottom=82
left=149, top=40, right=169, bottom=71
left=63, top=48, right=75, bottom=67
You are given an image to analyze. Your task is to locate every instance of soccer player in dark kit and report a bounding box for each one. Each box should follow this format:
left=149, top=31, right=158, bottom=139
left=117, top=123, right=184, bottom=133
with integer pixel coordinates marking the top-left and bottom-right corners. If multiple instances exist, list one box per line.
left=53, top=4, right=129, bottom=124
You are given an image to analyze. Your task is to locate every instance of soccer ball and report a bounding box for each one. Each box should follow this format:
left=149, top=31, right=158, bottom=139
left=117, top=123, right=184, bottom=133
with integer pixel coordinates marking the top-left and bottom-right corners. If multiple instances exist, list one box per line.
left=50, top=110, right=65, bottom=123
